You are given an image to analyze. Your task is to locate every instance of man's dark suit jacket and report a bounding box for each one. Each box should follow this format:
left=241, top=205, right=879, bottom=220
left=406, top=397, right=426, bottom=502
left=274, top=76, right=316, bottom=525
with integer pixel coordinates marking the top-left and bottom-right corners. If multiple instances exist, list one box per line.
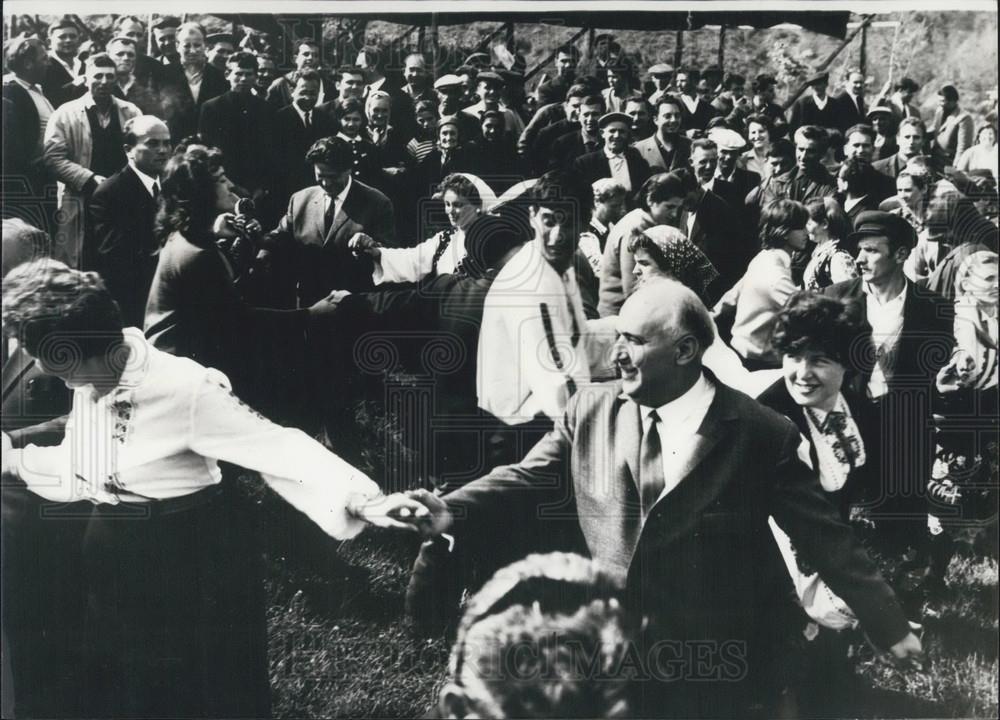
left=822, top=278, right=953, bottom=398
left=2, top=80, right=46, bottom=203
left=830, top=91, right=867, bottom=134
left=872, top=152, right=908, bottom=180
left=85, top=165, right=160, bottom=328
left=758, top=379, right=881, bottom=521
left=426, top=376, right=911, bottom=716
left=822, top=278, right=954, bottom=535
left=198, top=90, right=276, bottom=196
left=788, top=94, right=840, bottom=132
left=158, top=63, right=228, bottom=141
left=549, top=130, right=601, bottom=169
left=531, top=117, right=576, bottom=173
left=678, top=96, right=718, bottom=132
left=274, top=104, right=339, bottom=196
left=270, top=181, right=395, bottom=303
left=689, top=187, right=751, bottom=296
left=719, top=166, right=762, bottom=206
left=632, top=133, right=693, bottom=175
left=570, top=147, right=652, bottom=197
left=41, top=58, right=74, bottom=107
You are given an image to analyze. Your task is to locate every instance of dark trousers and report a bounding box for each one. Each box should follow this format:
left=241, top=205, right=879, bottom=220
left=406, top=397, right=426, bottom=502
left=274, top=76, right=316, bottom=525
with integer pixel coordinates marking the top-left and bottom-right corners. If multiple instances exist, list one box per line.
left=77, top=484, right=271, bottom=718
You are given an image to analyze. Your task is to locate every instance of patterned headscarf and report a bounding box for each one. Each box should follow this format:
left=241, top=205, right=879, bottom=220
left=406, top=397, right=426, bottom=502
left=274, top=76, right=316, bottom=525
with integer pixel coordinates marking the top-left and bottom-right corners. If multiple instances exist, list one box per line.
left=628, top=225, right=720, bottom=301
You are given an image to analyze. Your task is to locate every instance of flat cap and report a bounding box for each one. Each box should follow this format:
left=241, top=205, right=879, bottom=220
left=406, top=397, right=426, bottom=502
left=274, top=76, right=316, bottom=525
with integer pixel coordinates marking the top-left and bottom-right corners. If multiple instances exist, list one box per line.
left=433, top=74, right=463, bottom=90
left=707, top=127, right=747, bottom=151
left=152, top=16, right=181, bottom=30
left=598, top=111, right=631, bottom=129
left=866, top=105, right=896, bottom=119
left=206, top=32, right=234, bottom=45
left=649, top=63, right=674, bottom=76
left=476, top=70, right=504, bottom=86
left=846, top=210, right=918, bottom=252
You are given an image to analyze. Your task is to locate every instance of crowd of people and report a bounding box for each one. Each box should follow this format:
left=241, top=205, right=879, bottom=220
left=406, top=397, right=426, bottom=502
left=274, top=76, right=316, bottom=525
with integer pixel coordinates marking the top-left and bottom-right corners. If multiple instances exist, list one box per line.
left=2, top=13, right=999, bottom=719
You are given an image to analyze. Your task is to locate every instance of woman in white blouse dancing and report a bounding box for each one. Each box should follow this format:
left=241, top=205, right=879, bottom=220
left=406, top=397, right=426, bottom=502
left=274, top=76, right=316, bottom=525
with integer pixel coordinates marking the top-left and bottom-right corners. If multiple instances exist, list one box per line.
left=1, top=261, right=428, bottom=718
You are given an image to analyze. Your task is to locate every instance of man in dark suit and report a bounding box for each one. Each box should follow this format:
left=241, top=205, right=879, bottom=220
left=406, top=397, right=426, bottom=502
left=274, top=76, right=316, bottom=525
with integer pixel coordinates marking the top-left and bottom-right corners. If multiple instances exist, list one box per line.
left=533, top=44, right=580, bottom=106
left=788, top=70, right=839, bottom=133
left=266, top=137, right=395, bottom=304
left=198, top=51, right=276, bottom=206
left=709, top=126, right=761, bottom=204
left=525, top=84, right=589, bottom=173
left=274, top=70, right=339, bottom=199
left=41, top=17, right=82, bottom=107
left=873, top=117, right=929, bottom=180
left=571, top=112, right=652, bottom=196
left=824, top=211, right=953, bottom=547
left=158, top=22, right=228, bottom=141
left=831, top=68, right=868, bottom=134
left=632, top=95, right=692, bottom=173
left=841, top=123, right=896, bottom=203
left=265, top=38, right=334, bottom=109
left=675, top=67, right=716, bottom=132
left=549, top=94, right=605, bottom=169
left=2, top=36, right=53, bottom=224
left=85, top=116, right=171, bottom=328
left=408, top=277, right=923, bottom=718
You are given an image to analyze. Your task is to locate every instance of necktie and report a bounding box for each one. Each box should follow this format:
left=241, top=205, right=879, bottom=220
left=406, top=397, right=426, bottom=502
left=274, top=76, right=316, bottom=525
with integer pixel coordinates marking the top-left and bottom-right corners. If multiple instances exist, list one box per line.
left=304, top=110, right=311, bottom=129
left=151, top=181, right=160, bottom=201
left=585, top=140, right=599, bottom=153
left=324, top=199, right=336, bottom=235
left=821, top=410, right=860, bottom=467
left=640, top=411, right=665, bottom=517
left=372, top=128, right=383, bottom=146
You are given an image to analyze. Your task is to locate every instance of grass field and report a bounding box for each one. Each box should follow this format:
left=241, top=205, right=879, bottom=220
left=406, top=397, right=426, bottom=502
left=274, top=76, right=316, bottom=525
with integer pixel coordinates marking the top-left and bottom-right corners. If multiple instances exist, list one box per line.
left=251, top=389, right=999, bottom=719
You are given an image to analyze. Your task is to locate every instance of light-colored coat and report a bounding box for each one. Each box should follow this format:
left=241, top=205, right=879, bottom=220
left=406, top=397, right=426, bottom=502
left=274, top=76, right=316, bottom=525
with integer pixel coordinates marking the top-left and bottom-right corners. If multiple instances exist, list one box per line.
left=43, top=93, right=141, bottom=267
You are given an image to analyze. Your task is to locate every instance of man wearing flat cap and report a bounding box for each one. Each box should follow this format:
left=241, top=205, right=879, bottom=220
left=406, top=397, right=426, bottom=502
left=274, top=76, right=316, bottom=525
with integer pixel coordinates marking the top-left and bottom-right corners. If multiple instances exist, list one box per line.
left=436, top=74, right=482, bottom=143
left=206, top=32, right=235, bottom=71
left=789, top=70, right=839, bottom=133
left=646, top=63, right=675, bottom=106
left=709, top=126, right=761, bottom=212
left=151, top=16, right=181, bottom=68
left=867, top=105, right=900, bottom=161
left=462, top=70, right=524, bottom=136
left=824, top=210, right=953, bottom=549
left=571, top=111, right=651, bottom=193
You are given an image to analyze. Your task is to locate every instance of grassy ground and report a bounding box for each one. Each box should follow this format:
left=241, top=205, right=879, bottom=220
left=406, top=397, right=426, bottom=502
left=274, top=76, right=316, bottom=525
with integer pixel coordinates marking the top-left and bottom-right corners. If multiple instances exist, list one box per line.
left=252, top=388, right=999, bottom=719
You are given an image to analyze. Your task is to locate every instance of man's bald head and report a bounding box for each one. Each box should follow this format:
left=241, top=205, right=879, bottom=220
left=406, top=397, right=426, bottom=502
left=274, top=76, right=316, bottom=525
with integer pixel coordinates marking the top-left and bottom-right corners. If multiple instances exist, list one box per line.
left=123, top=115, right=172, bottom=176
left=621, top=278, right=715, bottom=358
left=615, top=278, right=714, bottom=406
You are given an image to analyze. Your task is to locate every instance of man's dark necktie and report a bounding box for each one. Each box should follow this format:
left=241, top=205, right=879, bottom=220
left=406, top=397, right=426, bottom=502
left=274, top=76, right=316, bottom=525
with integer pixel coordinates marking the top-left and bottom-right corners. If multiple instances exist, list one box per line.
left=324, top=200, right=336, bottom=235
left=584, top=140, right=599, bottom=153
left=822, top=410, right=860, bottom=467
left=304, top=110, right=311, bottom=129
left=151, top=181, right=160, bottom=201
left=640, top=410, right=665, bottom=517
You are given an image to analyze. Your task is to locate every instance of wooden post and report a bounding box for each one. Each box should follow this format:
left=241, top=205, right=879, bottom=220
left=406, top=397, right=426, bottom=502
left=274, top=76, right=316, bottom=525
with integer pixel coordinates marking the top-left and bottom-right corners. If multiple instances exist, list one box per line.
left=782, top=14, right=876, bottom=111
left=148, top=13, right=155, bottom=55
left=718, top=25, right=726, bottom=68
left=673, top=29, right=683, bottom=69
left=860, top=22, right=868, bottom=77
left=429, top=14, right=439, bottom=76
left=417, top=25, right=426, bottom=56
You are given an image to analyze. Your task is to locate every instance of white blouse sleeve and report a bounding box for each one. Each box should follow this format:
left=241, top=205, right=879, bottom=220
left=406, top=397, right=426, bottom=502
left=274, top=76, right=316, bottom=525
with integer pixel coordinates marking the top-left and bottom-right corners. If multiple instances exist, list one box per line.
left=373, top=233, right=441, bottom=285
left=188, top=371, right=381, bottom=539
left=3, top=420, right=76, bottom=502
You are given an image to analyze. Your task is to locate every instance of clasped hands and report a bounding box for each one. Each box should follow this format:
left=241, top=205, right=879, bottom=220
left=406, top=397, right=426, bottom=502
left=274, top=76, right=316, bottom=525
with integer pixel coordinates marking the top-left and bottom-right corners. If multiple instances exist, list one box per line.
left=347, top=488, right=451, bottom=535
left=347, top=232, right=382, bottom=261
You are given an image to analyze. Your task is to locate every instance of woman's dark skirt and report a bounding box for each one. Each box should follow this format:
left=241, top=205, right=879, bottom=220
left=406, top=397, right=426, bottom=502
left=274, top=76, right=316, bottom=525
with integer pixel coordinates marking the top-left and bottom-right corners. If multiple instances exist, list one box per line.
left=77, top=482, right=271, bottom=718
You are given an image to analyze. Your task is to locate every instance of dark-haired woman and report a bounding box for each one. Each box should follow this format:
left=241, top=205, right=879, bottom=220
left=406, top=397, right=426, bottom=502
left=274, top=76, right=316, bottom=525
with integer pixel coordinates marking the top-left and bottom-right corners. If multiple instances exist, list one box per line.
left=143, top=144, right=341, bottom=408
left=713, top=199, right=810, bottom=369
left=803, top=197, right=858, bottom=290
left=349, top=173, right=487, bottom=284
left=758, top=291, right=891, bottom=717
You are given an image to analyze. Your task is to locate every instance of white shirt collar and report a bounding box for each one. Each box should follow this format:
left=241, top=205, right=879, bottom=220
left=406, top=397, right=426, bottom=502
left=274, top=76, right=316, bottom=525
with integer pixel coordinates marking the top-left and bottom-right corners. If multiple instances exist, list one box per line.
left=12, top=76, right=44, bottom=94
left=604, top=146, right=625, bottom=160
left=862, top=278, right=907, bottom=307
left=128, top=160, right=160, bottom=197
left=590, top=216, right=608, bottom=235
left=337, top=131, right=360, bottom=143
left=644, top=372, right=712, bottom=426
left=292, top=103, right=312, bottom=125
left=325, top=175, right=353, bottom=209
